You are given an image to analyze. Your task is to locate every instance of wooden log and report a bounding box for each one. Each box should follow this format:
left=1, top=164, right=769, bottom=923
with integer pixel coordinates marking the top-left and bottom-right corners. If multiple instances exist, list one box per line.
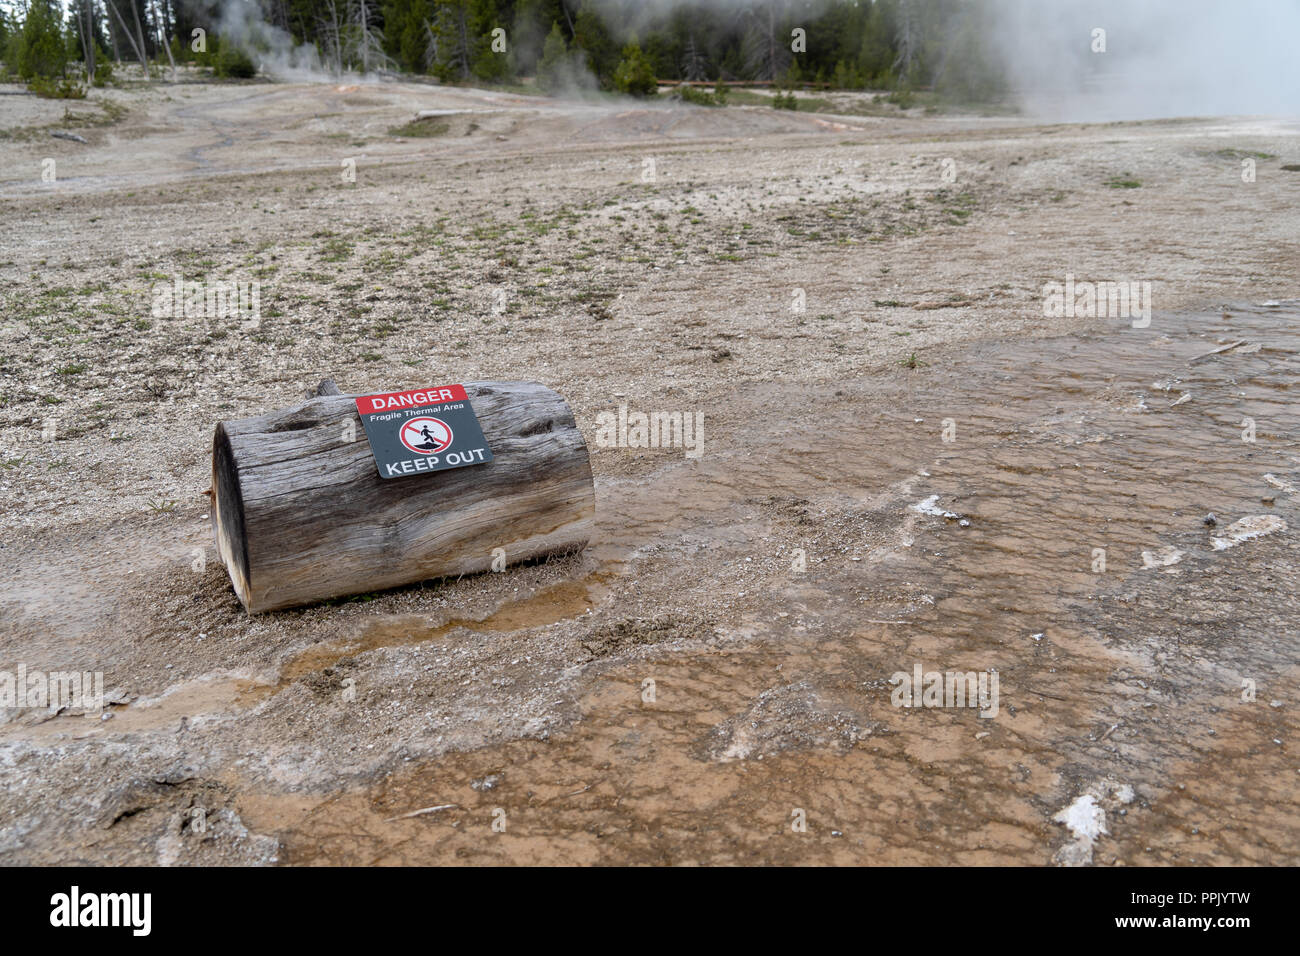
left=211, top=381, right=595, bottom=613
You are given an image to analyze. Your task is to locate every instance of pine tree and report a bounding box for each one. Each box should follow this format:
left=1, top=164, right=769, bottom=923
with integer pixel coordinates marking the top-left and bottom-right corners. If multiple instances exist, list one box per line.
left=15, top=0, right=68, bottom=81
left=893, top=0, right=920, bottom=87
left=346, top=0, right=391, bottom=73
left=509, top=0, right=552, bottom=76
left=382, top=0, right=433, bottom=73
left=572, top=4, right=615, bottom=86
left=429, top=0, right=476, bottom=80
left=535, top=19, right=566, bottom=91
left=470, top=0, right=509, bottom=82
left=681, top=35, right=706, bottom=82
left=612, top=41, right=656, bottom=97
left=742, top=0, right=791, bottom=82
left=318, top=0, right=346, bottom=74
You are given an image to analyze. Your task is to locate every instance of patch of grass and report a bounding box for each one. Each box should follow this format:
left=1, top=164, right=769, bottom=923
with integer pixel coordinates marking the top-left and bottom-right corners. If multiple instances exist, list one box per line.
left=61, top=99, right=127, bottom=128
left=0, top=98, right=126, bottom=143
left=319, top=238, right=354, bottom=262
left=388, top=118, right=450, bottom=138
left=721, top=89, right=772, bottom=107
left=938, top=191, right=977, bottom=224
left=1207, top=148, right=1277, bottom=161
left=1104, top=174, right=1142, bottom=189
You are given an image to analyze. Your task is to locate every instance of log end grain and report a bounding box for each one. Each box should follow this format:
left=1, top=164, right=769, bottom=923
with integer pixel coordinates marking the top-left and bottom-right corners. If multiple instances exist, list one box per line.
left=211, top=381, right=594, bottom=613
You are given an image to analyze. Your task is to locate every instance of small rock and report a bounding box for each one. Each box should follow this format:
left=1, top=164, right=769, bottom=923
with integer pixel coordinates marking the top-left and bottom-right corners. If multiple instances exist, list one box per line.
left=1202, top=513, right=1217, bottom=527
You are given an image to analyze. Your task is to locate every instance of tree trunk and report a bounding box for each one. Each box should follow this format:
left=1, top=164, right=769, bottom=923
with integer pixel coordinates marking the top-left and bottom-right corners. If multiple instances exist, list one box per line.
left=321, top=0, right=344, bottom=75
left=76, top=4, right=97, bottom=86
left=130, top=0, right=152, bottom=78
left=154, top=0, right=177, bottom=81
left=211, top=381, right=596, bottom=613
left=359, top=0, right=371, bottom=73
left=107, top=0, right=150, bottom=78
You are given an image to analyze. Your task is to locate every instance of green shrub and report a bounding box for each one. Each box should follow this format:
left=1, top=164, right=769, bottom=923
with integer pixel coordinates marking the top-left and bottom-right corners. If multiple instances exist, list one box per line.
left=886, top=87, right=915, bottom=109
left=612, top=42, right=657, bottom=97
left=215, top=44, right=256, bottom=79
left=91, top=45, right=113, bottom=86
left=676, top=84, right=721, bottom=107
left=29, top=73, right=85, bottom=98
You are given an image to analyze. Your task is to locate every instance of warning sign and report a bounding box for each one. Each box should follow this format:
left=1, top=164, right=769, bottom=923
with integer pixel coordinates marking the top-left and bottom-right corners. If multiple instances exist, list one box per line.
left=355, top=385, right=493, bottom=480
left=399, top=416, right=453, bottom=455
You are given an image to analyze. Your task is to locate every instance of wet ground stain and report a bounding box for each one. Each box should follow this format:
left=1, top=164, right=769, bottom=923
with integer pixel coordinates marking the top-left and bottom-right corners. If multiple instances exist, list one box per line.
left=2, top=304, right=1296, bottom=863
left=229, top=303, right=1300, bottom=865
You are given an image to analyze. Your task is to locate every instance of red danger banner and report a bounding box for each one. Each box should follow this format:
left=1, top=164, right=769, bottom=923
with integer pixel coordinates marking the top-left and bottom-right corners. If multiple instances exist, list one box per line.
left=357, top=385, right=469, bottom=413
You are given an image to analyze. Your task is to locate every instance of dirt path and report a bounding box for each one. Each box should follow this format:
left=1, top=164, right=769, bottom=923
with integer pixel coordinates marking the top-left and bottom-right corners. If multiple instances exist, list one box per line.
left=0, top=81, right=1297, bottom=864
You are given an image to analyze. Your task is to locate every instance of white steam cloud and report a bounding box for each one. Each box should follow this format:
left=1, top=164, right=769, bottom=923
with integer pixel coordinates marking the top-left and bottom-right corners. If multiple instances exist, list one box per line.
left=990, top=0, right=1300, bottom=121
left=213, top=0, right=326, bottom=78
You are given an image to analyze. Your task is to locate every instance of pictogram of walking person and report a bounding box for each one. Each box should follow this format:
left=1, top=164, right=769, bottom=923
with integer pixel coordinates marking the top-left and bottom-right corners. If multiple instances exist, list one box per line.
left=401, top=416, right=452, bottom=454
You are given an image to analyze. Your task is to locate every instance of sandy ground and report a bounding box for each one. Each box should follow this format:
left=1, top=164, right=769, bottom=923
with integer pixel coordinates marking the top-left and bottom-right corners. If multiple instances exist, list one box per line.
left=0, top=77, right=1297, bottom=865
